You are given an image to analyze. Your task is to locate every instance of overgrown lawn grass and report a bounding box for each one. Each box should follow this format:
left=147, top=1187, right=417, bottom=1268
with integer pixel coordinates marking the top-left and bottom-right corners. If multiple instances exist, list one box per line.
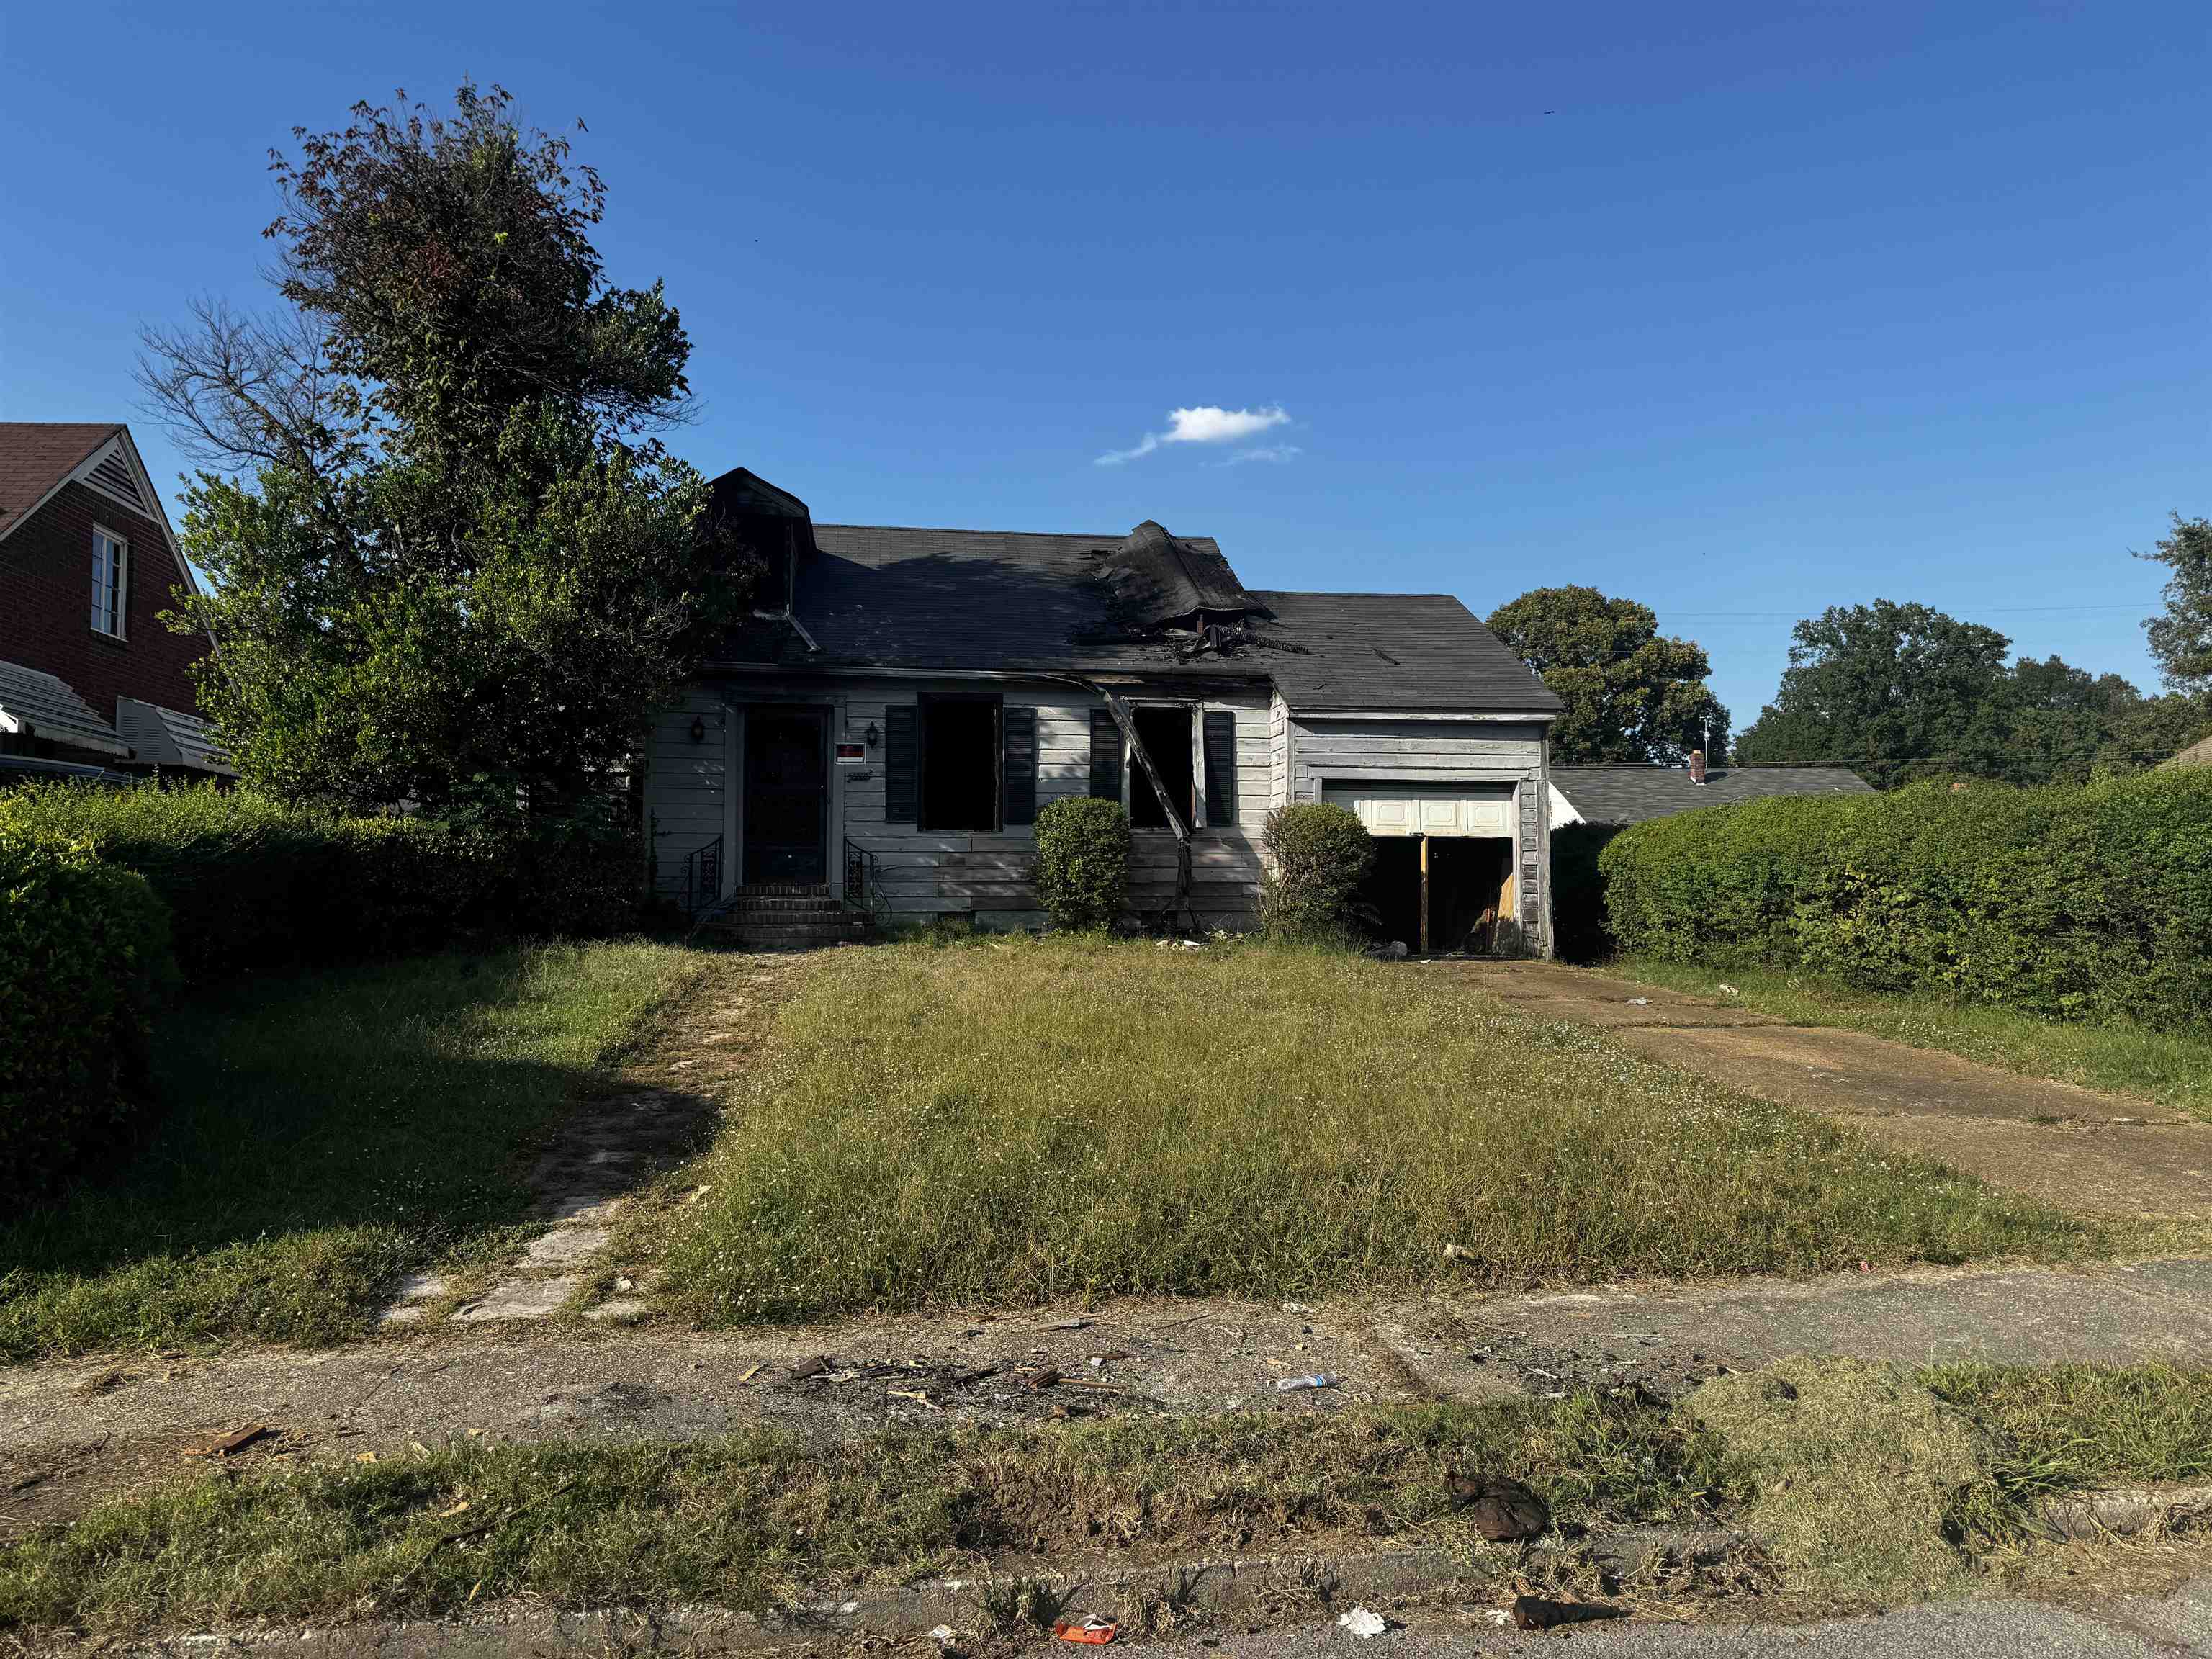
left=0, top=942, right=696, bottom=1361
left=1616, top=959, right=2212, bottom=1123
left=636, top=936, right=2092, bottom=1326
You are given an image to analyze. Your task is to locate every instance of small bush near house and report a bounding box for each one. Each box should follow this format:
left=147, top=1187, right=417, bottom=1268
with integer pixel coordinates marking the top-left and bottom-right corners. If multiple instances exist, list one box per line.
left=0, top=822, right=172, bottom=1208
left=1257, top=801, right=1373, bottom=940
left=1601, top=770, right=2212, bottom=1028
left=1033, top=796, right=1131, bottom=930
left=0, top=783, right=641, bottom=981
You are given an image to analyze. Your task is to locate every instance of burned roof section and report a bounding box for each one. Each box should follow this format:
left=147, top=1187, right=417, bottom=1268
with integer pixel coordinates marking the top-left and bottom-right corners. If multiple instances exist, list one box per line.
left=698, top=512, right=1557, bottom=714
left=1092, top=520, right=1267, bottom=630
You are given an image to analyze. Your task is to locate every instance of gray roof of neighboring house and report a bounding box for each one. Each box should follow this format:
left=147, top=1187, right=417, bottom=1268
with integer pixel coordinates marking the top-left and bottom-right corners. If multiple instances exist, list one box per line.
left=2159, top=734, right=2212, bottom=771
left=705, top=518, right=1558, bottom=714
left=1552, top=765, right=1874, bottom=826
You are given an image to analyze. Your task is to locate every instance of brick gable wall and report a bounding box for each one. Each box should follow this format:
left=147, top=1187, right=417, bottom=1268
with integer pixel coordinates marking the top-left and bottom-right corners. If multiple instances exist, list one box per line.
left=0, top=479, right=207, bottom=716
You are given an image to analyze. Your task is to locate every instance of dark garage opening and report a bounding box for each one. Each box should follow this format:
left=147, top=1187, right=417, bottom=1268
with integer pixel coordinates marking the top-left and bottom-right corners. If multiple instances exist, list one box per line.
left=1357, top=836, right=1515, bottom=955
left=920, top=696, right=1000, bottom=830
left=1129, top=706, right=1194, bottom=828
left=1429, top=837, right=1512, bottom=955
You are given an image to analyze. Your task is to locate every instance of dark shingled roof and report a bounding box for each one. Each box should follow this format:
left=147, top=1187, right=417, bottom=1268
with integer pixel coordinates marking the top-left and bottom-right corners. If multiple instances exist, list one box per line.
left=706, top=521, right=1557, bottom=713
left=1248, top=591, right=1558, bottom=712
left=1552, top=765, right=1874, bottom=826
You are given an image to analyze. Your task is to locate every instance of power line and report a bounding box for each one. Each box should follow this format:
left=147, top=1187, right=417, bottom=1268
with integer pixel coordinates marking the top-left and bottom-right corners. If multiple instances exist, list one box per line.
left=1668, top=603, right=2146, bottom=620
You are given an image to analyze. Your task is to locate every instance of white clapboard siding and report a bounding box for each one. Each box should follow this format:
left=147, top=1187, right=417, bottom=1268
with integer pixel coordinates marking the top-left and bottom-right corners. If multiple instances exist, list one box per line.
left=1291, top=716, right=1551, bottom=949
left=643, top=676, right=1277, bottom=925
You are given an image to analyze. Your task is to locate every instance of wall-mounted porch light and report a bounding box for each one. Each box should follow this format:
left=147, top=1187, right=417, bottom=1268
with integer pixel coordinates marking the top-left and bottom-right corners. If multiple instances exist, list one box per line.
left=865, top=721, right=881, bottom=750
left=688, top=715, right=707, bottom=745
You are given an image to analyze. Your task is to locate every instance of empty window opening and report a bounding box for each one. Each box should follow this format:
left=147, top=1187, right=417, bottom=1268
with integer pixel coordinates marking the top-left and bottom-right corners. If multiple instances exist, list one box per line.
left=920, top=696, right=1000, bottom=830
left=1128, top=705, right=1195, bottom=829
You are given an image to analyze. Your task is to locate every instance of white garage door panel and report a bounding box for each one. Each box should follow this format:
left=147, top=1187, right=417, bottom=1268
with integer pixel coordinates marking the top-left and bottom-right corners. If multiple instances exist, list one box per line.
left=1323, top=783, right=1514, bottom=837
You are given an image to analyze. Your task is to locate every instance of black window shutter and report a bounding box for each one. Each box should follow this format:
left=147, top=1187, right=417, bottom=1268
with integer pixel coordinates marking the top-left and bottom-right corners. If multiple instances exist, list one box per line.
left=885, top=706, right=917, bottom=822
left=1002, top=706, right=1037, bottom=826
left=1202, top=709, right=1238, bottom=826
left=1089, top=709, right=1125, bottom=801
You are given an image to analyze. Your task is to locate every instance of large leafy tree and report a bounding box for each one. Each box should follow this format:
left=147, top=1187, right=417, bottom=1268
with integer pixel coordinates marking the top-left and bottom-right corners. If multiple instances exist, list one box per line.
left=2141, top=514, right=2212, bottom=696
left=140, top=84, right=748, bottom=817
left=1734, top=601, right=2014, bottom=787
left=1485, top=586, right=1728, bottom=765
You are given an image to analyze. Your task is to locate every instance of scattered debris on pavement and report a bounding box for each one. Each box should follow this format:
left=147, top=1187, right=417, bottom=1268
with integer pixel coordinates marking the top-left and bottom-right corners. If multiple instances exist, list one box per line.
left=1336, top=1606, right=1388, bottom=1638
left=1445, top=1471, right=1550, bottom=1540
left=193, top=1423, right=274, bottom=1459
left=1054, top=1613, right=1119, bottom=1642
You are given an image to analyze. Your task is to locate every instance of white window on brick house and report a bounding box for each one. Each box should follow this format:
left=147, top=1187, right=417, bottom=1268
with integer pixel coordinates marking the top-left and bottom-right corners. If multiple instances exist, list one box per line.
left=91, top=526, right=128, bottom=638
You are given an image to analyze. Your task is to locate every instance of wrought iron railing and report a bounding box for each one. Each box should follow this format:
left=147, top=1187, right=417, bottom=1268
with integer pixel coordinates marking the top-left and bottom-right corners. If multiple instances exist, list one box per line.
left=842, top=837, right=889, bottom=927
left=680, top=837, right=723, bottom=920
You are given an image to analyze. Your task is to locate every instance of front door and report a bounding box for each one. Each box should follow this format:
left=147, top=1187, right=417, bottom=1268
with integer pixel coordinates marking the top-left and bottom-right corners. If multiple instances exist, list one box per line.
left=742, top=709, right=829, bottom=884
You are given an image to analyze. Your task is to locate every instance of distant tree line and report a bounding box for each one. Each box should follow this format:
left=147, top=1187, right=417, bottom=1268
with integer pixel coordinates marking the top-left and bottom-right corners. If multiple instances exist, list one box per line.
left=1488, top=515, right=2212, bottom=788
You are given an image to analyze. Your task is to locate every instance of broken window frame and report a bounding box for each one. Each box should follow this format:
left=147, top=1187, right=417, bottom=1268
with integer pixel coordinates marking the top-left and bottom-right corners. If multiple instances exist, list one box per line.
left=1124, top=700, right=1203, bottom=831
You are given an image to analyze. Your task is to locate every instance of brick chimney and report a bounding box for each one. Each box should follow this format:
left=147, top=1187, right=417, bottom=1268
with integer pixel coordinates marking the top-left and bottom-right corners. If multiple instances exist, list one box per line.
left=1689, top=750, right=1708, bottom=786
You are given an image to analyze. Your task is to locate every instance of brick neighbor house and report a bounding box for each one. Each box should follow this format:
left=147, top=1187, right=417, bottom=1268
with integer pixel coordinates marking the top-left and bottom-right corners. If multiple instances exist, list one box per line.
left=0, top=423, right=233, bottom=782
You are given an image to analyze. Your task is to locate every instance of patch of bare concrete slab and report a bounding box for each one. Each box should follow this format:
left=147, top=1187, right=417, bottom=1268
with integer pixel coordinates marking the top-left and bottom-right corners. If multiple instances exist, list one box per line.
left=1445, top=962, right=2212, bottom=1218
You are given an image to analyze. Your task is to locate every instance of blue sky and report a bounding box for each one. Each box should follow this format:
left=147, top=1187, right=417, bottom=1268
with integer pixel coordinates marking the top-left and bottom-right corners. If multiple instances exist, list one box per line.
left=5, top=1, right=2203, bottom=732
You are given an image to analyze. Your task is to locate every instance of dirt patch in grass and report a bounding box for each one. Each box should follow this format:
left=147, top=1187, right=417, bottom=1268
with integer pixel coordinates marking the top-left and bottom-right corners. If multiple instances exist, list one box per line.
left=0, top=943, right=701, bottom=1362
left=626, top=936, right=2092, bottom=1327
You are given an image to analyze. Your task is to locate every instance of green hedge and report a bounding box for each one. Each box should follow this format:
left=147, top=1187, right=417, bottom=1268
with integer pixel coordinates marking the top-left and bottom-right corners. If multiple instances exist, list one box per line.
left=0, top=783, right=641, bottom=981
left=1259, top=802, right=1374, bottom=940
left=1033, top=796, right=1130, bottom=930
left=1, top=822, right=173, bottom=1206
left=1600, top=773, right=2212, bottom=1027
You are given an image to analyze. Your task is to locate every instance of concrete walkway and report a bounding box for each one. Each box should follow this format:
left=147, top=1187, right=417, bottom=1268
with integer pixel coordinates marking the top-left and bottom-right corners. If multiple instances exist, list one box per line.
left=1444, top=961, right=2212, bottom=1218
left=8, top=1256, right=2210, bottom=1537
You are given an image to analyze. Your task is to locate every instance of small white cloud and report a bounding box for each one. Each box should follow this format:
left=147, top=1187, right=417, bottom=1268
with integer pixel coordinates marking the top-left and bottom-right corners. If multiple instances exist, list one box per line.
left=1096, top=405, right=1291, bottom=465
left=1214, top=443, right=1303, bottom=467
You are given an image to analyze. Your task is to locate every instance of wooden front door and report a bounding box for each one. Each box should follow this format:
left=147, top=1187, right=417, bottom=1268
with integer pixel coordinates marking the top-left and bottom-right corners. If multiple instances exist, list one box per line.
left=742, top=709, right=829, bottom=884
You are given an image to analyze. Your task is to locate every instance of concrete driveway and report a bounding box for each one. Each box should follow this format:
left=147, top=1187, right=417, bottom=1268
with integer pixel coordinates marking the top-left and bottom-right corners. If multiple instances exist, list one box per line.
left=1441, top=962, right=2212, bottom=1219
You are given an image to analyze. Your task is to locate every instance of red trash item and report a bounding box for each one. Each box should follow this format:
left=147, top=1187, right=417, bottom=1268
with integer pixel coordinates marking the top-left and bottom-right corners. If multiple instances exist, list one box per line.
left=1055, top=1615, right=1118, bottom=1644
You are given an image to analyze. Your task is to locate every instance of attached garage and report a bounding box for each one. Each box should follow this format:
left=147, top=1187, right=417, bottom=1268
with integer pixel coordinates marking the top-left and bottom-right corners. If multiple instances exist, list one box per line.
left=1322, top=781, right=1520, bottom=955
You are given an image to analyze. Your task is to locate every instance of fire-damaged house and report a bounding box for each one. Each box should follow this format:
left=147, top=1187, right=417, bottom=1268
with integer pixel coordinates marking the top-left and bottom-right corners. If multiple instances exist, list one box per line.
left=642, top=469, right=1562, bottom=950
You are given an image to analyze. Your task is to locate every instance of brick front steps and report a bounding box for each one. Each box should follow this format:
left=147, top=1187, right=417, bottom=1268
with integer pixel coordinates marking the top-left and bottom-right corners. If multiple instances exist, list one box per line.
left=703, top=884, right=872, bottom=950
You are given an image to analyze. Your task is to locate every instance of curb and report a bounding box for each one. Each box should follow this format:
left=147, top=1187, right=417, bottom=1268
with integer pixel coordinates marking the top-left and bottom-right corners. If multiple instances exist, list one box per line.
left=121, top=1528, right=1743, bottom=1656
left=2035, top=1482, right=2212, bottom=1542
left=105, top=1488, right=2212, bottom=1656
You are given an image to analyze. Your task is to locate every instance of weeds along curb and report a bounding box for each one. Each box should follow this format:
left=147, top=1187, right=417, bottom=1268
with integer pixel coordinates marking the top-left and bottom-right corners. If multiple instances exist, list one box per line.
left=98, top=1486, right=2212, bottom=1655
left=109, top=1529, right=1747, bottom=1656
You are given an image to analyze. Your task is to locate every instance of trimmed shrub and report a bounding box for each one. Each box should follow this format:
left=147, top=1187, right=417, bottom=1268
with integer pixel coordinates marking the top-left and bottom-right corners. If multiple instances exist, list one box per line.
left=0, top=822, right=173, bottom=1206
left=0, top=783, right=642, bottom=981
left=1600, top=772, right=2212, bottom=1028
left=1034, top=796, right=1131, bottom=930
left=1259, top=802, right=1374, bottom=940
